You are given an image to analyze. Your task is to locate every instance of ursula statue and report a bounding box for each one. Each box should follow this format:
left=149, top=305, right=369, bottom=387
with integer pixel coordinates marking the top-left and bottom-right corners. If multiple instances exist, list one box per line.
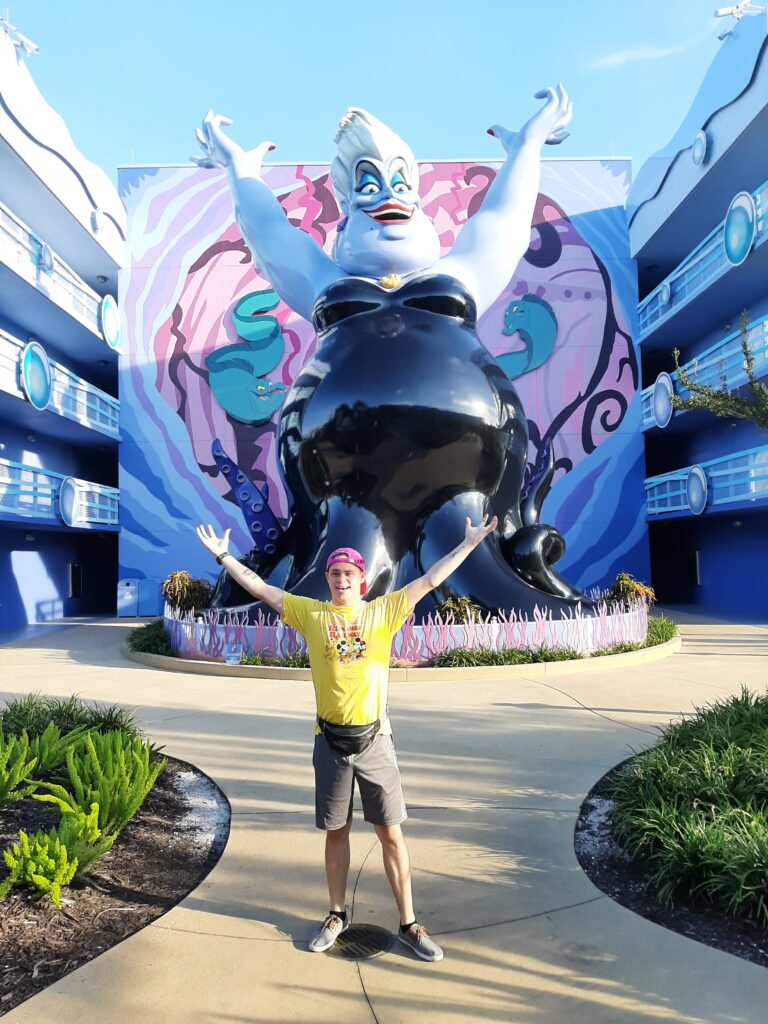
left=193, top=86, right=592, bottom=616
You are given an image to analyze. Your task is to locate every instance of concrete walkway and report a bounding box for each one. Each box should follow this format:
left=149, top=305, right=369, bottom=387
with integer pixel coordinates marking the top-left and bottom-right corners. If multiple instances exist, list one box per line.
left=2, top=619, right=767, bottom=1023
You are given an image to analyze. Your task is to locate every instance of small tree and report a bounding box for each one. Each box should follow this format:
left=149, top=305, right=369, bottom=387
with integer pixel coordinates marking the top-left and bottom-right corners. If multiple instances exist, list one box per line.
left=161, top=571, right=212, bottom=613
left=671, top=310, right=768, bottom=429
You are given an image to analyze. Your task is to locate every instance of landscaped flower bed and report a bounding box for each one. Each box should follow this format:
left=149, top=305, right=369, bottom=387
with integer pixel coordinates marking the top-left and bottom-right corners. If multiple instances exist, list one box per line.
left=158, top=598, right=657, bottom=664
left=609, top=687, right=768, bottom=924
left=0, top=694, right=228, bottom=1015
left=0, top=694, right=165, bottom=909
left=127, top=609, right=677, bottom=667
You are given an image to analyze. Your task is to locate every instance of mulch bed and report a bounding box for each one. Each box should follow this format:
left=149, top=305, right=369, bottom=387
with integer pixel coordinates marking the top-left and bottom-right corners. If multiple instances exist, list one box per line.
left=575, top=762, right=768, bottom=968
left=0, top=757, right=230, bottom=1015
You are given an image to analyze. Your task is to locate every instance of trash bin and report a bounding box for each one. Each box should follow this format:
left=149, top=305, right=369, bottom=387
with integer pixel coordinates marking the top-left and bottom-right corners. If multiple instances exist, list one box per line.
left=138, top=577, right=163, bottom=616
left=117, top=579, right=139, bottom=617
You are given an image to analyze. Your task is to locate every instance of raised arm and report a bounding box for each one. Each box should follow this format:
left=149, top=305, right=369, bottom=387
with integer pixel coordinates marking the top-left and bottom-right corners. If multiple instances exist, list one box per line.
left=405, top=515, right=498, bottom=609
left=192, top=111, right=342, bottom=320
left=439, top=85, right=572, bottom=319
left=196, top=524, right=284, bottom=616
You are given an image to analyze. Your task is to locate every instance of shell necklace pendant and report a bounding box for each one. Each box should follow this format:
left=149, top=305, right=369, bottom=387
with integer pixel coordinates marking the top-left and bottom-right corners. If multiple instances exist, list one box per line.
left=378, top=273, right=401, bottom=290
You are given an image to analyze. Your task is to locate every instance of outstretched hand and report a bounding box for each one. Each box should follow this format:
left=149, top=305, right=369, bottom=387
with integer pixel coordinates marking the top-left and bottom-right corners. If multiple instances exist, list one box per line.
left=488, top=83, right=572, bottom=153
left=191, top=109, right=275, bottom=175
left=464, top=514, right=498, bottom=548
left=196, top=523, right=231, bottom=559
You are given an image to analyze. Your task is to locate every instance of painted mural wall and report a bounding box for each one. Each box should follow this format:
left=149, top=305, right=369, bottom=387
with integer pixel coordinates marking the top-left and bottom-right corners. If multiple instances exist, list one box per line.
left=118, top=159, right=649, bottom=595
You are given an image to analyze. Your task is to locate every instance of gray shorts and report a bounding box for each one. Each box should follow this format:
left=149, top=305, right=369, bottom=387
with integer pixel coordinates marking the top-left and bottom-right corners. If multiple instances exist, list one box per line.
left=313, top=732, right=408, bottom=831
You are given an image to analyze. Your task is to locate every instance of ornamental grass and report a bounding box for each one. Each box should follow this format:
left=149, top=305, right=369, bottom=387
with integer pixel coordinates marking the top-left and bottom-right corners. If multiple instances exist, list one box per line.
left=610, top=686, right=768, bottom=924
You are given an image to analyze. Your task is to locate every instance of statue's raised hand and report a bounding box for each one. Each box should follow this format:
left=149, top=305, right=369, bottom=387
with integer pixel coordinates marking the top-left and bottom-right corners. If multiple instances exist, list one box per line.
left=191, top=109, right=275, bottom=175
left=488, top=83, right=572, bottom=152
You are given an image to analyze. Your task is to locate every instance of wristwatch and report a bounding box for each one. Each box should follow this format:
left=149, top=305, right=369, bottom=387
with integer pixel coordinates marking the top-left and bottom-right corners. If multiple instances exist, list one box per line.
left=215, top=550, right=230, bottom=565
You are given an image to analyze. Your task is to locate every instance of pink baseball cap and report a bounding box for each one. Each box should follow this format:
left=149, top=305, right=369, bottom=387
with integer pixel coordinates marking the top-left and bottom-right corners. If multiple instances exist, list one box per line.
left=325, top=548, right=367, bottom=595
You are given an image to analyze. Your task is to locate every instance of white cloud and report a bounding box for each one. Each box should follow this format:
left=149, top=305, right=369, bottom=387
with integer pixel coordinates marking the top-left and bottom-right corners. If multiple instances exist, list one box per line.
left=590, top=21, right=719, bottom=71
left=591, top=41, right=692, bottom=69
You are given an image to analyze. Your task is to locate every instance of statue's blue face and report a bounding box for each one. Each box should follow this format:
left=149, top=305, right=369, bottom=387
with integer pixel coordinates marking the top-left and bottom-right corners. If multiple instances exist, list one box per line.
left=333, top=156, right=441, bottom=277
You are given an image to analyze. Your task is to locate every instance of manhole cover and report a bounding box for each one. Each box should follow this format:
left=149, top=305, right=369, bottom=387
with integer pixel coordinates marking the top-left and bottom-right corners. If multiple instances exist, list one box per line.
left=325, top=923, right=393, bottom=960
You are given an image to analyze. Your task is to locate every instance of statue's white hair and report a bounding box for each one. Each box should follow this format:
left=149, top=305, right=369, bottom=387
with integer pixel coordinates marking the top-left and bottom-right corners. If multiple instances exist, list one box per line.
left=331, top=107, right=418, bottom=204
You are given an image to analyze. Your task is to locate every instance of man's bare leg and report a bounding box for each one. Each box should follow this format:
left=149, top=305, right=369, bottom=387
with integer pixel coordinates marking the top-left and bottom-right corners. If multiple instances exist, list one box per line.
left=325, top=818, right=352, bottom=912
left=374, top=822, right=415, bottom=925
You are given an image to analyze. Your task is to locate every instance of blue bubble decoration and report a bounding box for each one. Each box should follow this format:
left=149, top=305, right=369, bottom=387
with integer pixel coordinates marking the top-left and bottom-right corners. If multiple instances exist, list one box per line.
left=652, top=372, right=674, bottom=429
left=691, top=130, right=707, bottom=167
left=100, top=294, right=121, bottom=350
left=723, top=192, right=756, bottom=268
left=686, top=465, right=708, bottom=516
left=59, top=477, right=81, bottom=527
left=20, top=341, right=53, bottom=411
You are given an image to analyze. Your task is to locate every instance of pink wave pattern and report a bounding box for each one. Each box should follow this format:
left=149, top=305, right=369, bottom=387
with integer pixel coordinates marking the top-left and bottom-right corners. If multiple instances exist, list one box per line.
left=164, top=600, right=649, bottom=663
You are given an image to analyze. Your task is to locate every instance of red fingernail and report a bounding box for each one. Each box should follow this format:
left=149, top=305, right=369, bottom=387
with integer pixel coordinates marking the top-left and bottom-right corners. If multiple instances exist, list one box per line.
left=268, top=145, right=275, bottom=152
left=486, top=128, right=495, bottom=136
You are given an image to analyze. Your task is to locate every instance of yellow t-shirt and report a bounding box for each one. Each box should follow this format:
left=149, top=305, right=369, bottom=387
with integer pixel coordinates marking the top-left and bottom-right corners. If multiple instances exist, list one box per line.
left=282, top=588, right=412, bottom=734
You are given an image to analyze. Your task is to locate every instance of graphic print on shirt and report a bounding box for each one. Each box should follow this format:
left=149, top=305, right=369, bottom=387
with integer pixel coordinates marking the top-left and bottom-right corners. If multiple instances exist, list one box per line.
left=326, top=616, right=367, bottom=664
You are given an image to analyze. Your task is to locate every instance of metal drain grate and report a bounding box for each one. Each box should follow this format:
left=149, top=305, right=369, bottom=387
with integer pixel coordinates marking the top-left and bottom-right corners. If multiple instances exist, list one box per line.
left=325, top=923, right=393, bottom=960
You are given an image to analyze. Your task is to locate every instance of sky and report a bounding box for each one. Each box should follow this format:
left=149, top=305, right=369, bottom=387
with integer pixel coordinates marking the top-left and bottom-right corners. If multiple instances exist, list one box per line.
left=6, top=0, right=733, bottom=181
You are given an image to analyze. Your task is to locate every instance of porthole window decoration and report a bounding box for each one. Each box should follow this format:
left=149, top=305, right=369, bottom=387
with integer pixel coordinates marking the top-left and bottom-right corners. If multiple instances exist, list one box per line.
left=19, top=341, right=53, bottom=411
left=723, top=191, right=757, bottom=267
left=59, top=477, right=81, bottom=527
left=686, top=465, right=708, bottom=516
left=691, top=130, right=708, bottom=167
left=659, top=281, right=672, bottom=307
left=38, top=242, right=54, bottom=273
left=100, top=294, right=121, bottom=350
left=652, top=372, right=674, bottom=429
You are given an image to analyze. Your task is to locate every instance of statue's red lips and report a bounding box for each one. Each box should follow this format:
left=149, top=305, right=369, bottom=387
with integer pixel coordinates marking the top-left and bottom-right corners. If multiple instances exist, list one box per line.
left=364, top=202, right=413, bottom=223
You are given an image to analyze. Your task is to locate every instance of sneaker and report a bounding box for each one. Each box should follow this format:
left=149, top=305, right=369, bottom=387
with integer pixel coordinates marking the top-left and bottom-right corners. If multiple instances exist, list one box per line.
left=397, top=922, right=444, bottom=962
left=308, top=913, right=348, bottom=952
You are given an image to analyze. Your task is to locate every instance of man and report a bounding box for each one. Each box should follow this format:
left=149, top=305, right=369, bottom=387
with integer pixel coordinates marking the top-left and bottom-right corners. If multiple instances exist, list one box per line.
left=196, top=515, right=497, bottom=961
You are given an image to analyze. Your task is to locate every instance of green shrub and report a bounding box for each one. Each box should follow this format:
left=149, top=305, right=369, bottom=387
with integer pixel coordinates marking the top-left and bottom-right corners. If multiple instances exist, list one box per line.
left=0, top=827, right=78, bottom=909
left=240, top=650, right=310, bottom=667
left=35, top=731, right=166, bottom=836
left=126, top=619, right=173, bottom=657
left=434, top=596, right=487, bottom=623
left=591, top=642, right=644, bottom=657
left=645, top=615, right=678, bottom=647
left=430, top=645, right=583, bottom=668
left=1, top=693, right=141, bottom=739
left=609, top=687, right=768, bottom=923
left=0, top=727, right=38, bottom=809
left=27, top=723, right=92, bottom=776
left=529, top=645, right=583, bottom=662
left=161, top=571, right=212, bottom=613
left=607, top=571, right=655, bottom=608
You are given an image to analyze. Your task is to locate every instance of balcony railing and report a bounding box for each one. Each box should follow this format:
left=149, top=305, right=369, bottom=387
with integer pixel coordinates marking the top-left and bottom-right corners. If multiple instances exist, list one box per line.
left=0, top=329, right=119, bottom=438
left=0, top=459, right=119, bottom=528
left=638, top=179, right=768, bottom=340
left=0, top=199, right=103, bottom=337
left=641, top=314, right=768, bottom=430
left=646, top=444, right=768, bottom=518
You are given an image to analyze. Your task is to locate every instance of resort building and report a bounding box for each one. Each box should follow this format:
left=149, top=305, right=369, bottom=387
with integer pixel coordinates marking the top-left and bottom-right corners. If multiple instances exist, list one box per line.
left=0, top=21, right=124, bottom=635
left=629, top=12, right=768, bottom=618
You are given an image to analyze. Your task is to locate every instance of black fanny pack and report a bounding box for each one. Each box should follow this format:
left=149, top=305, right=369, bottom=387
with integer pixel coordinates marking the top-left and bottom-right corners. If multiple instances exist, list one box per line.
left=318, top=717, right=380, bottom=756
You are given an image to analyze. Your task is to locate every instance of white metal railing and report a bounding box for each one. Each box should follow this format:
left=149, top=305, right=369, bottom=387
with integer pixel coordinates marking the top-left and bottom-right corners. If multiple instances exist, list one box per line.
left=638, top=178, right=768, bottom=339
left=0, top=328, right=119, bottom=437
left=0, top=458, right=119, bottom=527
left=641, top=315, right=768, bottom=430
left=0, top=199, right=101, bottom=334
left=646, top=444, right=768, bottom=517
